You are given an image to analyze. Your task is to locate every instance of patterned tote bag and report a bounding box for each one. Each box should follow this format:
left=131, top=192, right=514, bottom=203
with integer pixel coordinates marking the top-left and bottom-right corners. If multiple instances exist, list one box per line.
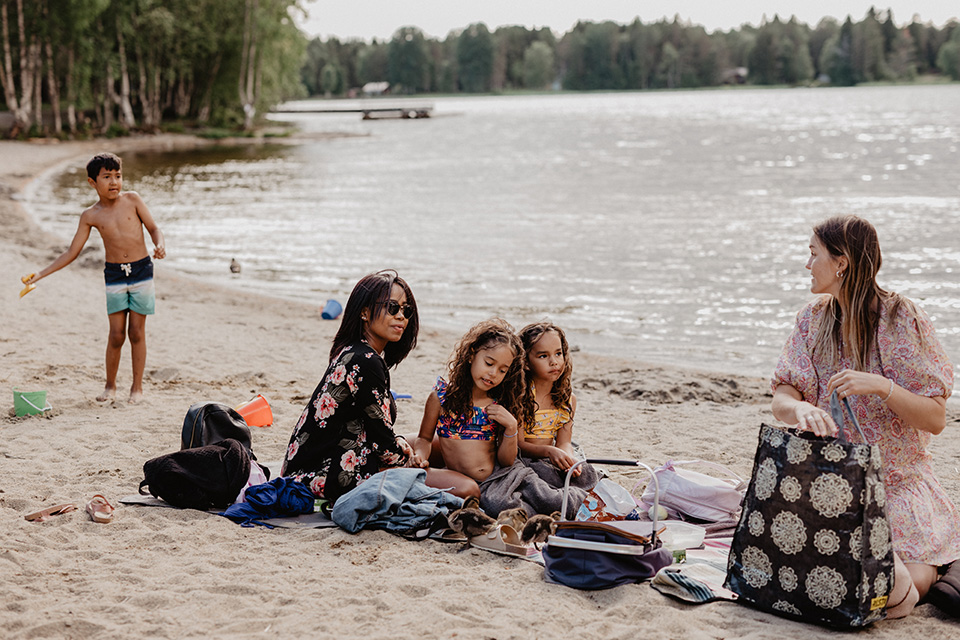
left=724, top=392, right=894, bottom=628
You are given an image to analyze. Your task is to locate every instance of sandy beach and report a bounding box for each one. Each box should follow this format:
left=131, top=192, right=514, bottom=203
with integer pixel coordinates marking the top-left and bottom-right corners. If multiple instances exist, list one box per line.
left=1, top=136, right=958, bottom=639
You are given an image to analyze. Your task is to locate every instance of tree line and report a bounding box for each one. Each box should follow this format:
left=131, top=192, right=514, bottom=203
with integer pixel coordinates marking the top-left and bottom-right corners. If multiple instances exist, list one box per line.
left=305, top=10, right=960, bottom=96
left=1, top=4, right=958, bottom=138
left=0, top=0, right=305, bottom=137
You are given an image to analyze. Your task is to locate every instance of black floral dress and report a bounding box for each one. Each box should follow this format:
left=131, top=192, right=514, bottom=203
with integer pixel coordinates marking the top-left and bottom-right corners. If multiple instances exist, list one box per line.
left=281, top=341, right=409, bottom=502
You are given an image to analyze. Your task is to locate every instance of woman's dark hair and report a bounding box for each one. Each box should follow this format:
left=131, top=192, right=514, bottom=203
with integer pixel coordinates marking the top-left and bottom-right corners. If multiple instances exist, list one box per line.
left=518, top=322, right=573, bottom=429
left=443, top=318, right=525, bottom=423
left=329, top=270, right=419, bottom=368
left=86, top=152, right=122, bottom=180
left=812, top=215, right=910, bottom=370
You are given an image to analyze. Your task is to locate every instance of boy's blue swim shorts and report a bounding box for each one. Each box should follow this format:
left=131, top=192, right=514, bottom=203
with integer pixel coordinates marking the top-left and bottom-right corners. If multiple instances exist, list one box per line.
left=104, top=256, right=155, bottom=315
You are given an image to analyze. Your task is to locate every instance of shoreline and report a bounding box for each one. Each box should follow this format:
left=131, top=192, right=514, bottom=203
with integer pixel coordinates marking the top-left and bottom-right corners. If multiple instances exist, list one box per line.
left=2, top=136, right=958, bottom=638
left=14, top=133, right=777, bottom=383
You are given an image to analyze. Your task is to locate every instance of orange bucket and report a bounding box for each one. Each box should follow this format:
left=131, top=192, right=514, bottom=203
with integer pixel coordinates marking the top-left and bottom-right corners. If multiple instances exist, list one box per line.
left=236, top=394, right=273, bottom=427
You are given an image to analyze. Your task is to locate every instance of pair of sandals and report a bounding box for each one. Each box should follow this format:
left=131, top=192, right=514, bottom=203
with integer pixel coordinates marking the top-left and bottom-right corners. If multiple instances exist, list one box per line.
left=24, top=495, right=115, bottom=524
left=448, top=501, right=554, bottom=558
left=410, top=498, right=537, bottom=553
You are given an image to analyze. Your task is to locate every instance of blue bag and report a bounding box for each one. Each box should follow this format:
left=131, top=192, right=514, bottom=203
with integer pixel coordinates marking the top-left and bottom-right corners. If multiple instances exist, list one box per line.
left=543, top=460, right=673, bottom=590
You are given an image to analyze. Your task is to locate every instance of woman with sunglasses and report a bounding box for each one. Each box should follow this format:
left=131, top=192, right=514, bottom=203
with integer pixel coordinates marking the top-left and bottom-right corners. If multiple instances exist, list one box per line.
left=281, top=270, right=421, bottom=504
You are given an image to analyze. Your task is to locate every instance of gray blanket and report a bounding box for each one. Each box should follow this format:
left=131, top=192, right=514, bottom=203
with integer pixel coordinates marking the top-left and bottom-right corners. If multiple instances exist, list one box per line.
left=479, top=458, right=599, bottom=518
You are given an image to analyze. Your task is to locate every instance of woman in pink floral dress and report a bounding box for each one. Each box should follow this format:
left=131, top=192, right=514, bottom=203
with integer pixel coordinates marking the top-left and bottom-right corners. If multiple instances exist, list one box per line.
left=281, top=270, right=420, bottom=504
left=772, top=216, right=960, bottom=619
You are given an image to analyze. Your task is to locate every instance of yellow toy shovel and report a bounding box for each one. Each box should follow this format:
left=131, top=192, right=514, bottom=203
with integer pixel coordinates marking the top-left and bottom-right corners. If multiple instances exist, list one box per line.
left=19, top=273, right=36, bottom=298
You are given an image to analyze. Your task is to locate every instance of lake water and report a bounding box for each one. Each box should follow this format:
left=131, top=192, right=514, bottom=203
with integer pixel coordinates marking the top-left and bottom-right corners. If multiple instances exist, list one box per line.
left=25, top=86, right=960, bottom=378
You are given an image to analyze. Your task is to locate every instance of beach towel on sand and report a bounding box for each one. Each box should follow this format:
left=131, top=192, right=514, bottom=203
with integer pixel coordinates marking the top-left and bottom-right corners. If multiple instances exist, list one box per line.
left=479, top=460, right=590, bottom=518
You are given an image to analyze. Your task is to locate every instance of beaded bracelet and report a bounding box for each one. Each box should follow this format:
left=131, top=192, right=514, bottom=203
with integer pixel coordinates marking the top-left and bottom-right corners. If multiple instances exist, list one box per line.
left=881, top=378, right=894, bottom=403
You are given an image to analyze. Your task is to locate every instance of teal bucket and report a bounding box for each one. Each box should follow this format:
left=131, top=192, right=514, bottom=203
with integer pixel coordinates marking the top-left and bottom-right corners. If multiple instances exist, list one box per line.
left=14, top=389, right=51, bottom=416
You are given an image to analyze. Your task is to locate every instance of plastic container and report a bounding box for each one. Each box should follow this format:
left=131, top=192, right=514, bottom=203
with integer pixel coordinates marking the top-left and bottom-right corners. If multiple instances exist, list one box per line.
left=659, top=520, right=706, bottom=551
left=321, top=299, right=342, bottom=320
left=14, top=389, right=51, bottom=416
left=235, top=394, right=273, bottom=427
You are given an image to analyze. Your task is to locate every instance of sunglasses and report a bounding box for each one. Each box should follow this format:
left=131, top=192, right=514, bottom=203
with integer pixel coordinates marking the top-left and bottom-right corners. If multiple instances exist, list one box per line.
left=385, top=300, right=415, bottom=318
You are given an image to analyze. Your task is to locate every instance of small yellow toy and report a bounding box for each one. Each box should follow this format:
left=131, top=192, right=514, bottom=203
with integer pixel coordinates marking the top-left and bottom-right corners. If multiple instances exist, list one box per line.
left=19, top=273, right=36, bottom=298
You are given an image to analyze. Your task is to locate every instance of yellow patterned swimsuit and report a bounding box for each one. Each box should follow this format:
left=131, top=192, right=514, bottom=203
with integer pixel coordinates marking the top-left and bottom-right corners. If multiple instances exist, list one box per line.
left=524, top=388, right=573, bottom=441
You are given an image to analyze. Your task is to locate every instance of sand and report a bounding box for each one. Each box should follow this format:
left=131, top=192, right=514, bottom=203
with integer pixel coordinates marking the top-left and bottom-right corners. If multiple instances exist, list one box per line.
left=1, top=136, right=958, bottom=639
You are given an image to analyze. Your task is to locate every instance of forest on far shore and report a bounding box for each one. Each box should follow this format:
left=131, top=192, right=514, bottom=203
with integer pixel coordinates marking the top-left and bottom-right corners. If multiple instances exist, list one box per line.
left=303, top=9, right=960, bottom=96
left=1, top=1, right=958, bottom=139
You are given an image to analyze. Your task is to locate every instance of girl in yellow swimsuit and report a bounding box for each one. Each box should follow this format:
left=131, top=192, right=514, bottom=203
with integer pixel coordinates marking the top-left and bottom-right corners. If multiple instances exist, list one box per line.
left=517, top=322, right=584, bottom=477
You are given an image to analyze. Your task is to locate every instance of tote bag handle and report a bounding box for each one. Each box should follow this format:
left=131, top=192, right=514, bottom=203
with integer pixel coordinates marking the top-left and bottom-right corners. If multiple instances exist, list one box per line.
left=560, top=459, right=661, bottom=544
left=829, top=390, right=868, bottom=444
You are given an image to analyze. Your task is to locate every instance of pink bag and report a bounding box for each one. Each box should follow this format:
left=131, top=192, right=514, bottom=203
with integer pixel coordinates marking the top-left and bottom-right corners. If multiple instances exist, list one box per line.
left=639, top=460, right=746, bottom=522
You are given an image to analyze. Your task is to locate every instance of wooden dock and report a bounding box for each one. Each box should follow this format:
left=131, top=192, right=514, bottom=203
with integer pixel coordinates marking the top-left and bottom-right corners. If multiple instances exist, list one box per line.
left=272, top=104, right=433, bottom=120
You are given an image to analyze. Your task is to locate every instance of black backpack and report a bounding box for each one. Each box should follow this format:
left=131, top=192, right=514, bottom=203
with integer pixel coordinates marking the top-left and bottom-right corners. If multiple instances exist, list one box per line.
left=181, top=402, right=254, bottom=457
left=139, top=438, right=252, bottom=510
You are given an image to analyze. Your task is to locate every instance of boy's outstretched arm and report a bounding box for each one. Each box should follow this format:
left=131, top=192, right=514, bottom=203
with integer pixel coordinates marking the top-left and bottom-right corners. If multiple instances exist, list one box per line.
left=25, top=213, right=93, bottom=284
left=133, top=193, right=165, bottom=259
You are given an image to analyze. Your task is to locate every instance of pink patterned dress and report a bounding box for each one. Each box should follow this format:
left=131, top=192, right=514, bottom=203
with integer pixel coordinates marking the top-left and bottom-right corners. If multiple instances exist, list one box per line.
left=773, top=295, right=960, bottom=565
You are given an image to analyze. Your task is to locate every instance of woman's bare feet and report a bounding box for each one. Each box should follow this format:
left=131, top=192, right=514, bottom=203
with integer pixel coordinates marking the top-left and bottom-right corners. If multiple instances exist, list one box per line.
left=96, top=386, right=116, bottom=402
left=128, top=387, right=143, bottom=404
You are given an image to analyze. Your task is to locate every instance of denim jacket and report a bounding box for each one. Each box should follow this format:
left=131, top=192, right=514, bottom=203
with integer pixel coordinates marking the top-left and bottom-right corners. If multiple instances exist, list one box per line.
left=331, top=468, right=463, bottom=534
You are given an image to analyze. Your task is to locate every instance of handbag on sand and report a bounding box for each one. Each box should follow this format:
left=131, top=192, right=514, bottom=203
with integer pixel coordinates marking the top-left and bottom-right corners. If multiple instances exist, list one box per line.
left=639, top=460, right=746, bottom=522
left=724, top=392, right=894, bottom=628
left=181, top=402, right=254, bottom=457
left=543, top=459, right=673, bottom=590
left=140, top=439, right=252, bottom=510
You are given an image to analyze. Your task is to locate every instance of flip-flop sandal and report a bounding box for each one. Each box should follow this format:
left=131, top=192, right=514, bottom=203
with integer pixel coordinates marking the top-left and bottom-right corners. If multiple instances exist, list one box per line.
left=927, top=562, right=960, bottom=618
left=85, top=494, right=115, bottom=523
left=429, top=527, right=469, bottom=543
left=470, top=523, right=537, bottom=558
left=24, top=503, right=77, bottom=522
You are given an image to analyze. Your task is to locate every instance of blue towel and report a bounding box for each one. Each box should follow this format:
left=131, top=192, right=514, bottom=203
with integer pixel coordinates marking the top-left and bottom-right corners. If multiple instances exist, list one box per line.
left=221, top=477, right=314, bottom=528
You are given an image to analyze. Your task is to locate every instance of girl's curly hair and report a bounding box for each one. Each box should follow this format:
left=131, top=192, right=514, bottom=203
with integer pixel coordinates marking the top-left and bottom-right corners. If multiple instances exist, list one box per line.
left=518, top=322, right=573, bottom=429
left=443, top=318, right=525, bottom=425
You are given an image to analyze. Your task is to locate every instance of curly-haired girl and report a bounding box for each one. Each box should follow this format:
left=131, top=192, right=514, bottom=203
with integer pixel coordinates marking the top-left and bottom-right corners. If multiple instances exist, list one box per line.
left=413, top=318, right=525, bottom=500
left=517, top=322, right=598, bottom=490
left=517, top=322, right=577, bottom=467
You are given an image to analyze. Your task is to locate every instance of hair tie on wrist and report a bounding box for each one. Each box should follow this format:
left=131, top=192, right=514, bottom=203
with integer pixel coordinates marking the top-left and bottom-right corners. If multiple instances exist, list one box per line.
left=881, top=379, right=894, bottom=403
left=502, top=431, right=517, bottom=438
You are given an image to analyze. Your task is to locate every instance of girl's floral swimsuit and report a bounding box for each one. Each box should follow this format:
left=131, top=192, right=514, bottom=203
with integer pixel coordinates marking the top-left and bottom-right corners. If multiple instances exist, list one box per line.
left=433, top=377, right=496, bottom=440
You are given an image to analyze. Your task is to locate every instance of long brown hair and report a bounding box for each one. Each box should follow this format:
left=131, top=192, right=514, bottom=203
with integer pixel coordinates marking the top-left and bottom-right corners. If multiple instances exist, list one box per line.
left=518, top=322, right=573, bottom=430
left=811, top=216, right=906, bottom=371
left=442, top=318, right=525, bottom=424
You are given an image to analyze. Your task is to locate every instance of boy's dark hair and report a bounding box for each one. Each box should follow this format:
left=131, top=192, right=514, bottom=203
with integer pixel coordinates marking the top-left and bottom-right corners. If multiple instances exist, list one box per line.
left=86, top=152, right=122, bottom=180
left=330, top=270, right=419, bottom=368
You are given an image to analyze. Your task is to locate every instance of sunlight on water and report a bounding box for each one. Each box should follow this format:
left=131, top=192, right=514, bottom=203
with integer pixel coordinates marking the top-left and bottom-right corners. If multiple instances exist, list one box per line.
left=25, top=86, right=960, bottom=378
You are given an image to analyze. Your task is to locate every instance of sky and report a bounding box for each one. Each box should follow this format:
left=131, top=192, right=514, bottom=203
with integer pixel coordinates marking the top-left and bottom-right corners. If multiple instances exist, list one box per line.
left=296, top=0, right=958, bottom=41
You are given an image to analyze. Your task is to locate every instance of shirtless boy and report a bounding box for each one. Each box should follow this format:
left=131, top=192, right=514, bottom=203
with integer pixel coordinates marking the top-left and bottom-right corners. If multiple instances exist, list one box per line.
left=25, top=153, right=165, bottom=403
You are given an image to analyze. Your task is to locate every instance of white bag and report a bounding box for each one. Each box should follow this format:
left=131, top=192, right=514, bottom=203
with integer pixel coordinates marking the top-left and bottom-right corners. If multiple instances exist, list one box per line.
left=639, top=460, right=746, bottom=522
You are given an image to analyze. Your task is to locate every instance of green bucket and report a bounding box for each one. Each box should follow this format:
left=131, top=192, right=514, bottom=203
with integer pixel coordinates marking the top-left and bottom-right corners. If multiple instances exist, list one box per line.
left=13, top=389, right=51, bottom=416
